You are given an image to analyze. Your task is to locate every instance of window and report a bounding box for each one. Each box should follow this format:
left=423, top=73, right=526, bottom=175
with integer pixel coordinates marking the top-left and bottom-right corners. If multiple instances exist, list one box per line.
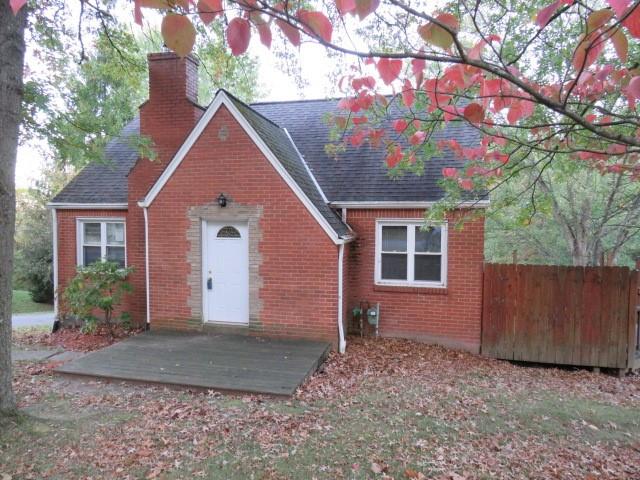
left=375, top=220, right=447, bottom=287
left=77, top=219, right=126, bottom=267
left=217, top=226, right=241, bottom=238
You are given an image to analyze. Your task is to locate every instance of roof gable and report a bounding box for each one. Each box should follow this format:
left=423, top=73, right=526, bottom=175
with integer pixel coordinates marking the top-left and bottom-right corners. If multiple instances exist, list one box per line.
left=139, top=90, right=351, bottom=243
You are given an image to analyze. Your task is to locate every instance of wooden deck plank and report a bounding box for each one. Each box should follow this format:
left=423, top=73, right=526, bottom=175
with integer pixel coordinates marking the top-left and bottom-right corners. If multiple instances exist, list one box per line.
left=54, top=331, right=330, bottom=396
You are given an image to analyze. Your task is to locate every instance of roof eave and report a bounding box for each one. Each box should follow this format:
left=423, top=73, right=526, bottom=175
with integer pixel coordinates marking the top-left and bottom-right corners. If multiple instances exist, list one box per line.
left=47, top=202, right=128, bottom=210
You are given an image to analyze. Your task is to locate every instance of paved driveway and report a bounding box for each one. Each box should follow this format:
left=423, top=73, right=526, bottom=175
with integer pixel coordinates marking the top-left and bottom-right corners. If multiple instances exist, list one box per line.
left=12, top=311, right=55, bottom=329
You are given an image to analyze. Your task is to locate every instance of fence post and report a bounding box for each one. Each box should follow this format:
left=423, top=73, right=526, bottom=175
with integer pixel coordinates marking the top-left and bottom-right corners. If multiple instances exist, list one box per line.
left=628, top=263, right=640, bottom=370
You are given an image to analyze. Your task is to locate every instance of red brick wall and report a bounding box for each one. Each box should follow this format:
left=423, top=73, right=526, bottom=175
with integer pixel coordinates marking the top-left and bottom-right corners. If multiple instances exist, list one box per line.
left=146, top=105, right=341, bottom=343
left=345, top=208, right=485, bottom=352
left=127, top=53, right=204, bottom=324
left=55, top=209, right=132, bottom=318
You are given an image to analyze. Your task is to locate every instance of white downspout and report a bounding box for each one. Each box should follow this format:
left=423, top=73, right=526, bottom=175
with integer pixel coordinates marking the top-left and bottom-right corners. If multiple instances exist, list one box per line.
left=143, top=207, right=150, bottom=327
left=51, top=209, right=58, bottom=318
left=337, top=243, right=346, bottom=353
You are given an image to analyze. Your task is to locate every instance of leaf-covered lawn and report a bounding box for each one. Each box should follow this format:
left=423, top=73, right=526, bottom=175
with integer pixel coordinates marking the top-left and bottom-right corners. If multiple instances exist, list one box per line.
left=2, top=337, right=639, bottom=479
left=11, top=290, right=53, bottom=315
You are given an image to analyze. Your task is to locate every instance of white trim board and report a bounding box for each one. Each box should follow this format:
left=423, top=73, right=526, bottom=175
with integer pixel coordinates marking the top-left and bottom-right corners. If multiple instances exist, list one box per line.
left=47, top=202, right=128, bottom=210
left=283, top=127, right=329, bottom=204
left=138, top=90, right=347, bottom=245
left=374, top=219, right=448, bottom=289
left=75, top=217, right=127, bottom=267
left=330, top=200, right=490, bottom=209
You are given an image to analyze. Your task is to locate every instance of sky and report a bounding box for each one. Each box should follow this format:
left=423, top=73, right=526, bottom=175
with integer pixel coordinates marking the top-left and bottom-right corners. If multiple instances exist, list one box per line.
left=15, top=17, right=340, bottom=189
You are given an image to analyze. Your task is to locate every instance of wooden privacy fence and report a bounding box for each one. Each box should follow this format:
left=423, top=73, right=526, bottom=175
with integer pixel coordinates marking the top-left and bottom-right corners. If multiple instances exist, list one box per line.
left=482, top=264, right=639, bottom=371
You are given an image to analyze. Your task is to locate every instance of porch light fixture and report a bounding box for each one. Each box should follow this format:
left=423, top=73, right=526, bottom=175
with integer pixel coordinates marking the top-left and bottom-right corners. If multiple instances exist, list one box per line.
left=217, top=193, right=227, bottom=207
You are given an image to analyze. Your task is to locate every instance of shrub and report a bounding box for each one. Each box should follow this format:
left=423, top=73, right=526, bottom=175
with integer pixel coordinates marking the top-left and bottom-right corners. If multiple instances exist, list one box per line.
left=63, top=262, right=134, bottom=335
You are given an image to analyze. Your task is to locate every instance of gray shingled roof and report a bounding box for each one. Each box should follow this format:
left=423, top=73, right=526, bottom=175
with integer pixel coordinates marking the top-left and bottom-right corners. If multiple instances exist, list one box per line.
left=224, top=92, right=350, bottom=238
left=252, top=98, right=479, bottom=203
left=51, top=117, right=139, bottom=204
left=52, top=92, right=481, bottom=225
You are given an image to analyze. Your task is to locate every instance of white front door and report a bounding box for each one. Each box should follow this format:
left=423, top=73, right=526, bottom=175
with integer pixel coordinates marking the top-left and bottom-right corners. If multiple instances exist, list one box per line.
left=203, top=221, right=249, bottom=324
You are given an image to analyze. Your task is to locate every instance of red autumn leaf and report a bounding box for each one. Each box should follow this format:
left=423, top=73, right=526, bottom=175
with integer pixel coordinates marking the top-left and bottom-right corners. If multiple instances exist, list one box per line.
left=161, top=14, right=197, bottom=58
left=401, top=79, right=415, bottom=107
left=377, top=58, right=403, bottom=85
left=411, top=58, right=426, bottom=77
left=622, top=4, right=640, bottom=38
left=368, top=129, right=385, bottom=147
left=442, top=167, right=458, bottom=178
left=352, top=76, right=375, bottom=91
left=393, top=119, right=408, bottom=133
left=297, top=10, right=333, bottom=43
left=276, top=19, right=301, bottom=47
left=463, top=103, right=485, bottom=124
left=586, top=9, right=613, bottom=33
left=386, top=145, right=403, bottom=168
left=572, top=31, right=605, bottom=71
left=535, top=0, right=574, bottom=27
left=227, top=17, right=251, bottom=56
left=418, top=13, right=459, bottom=50
left=608, top=0, right=629, bottom=17
left=628, top=76, right=640, bottom=99
left=458, top=178, right=474, bottom=190
left=610, top=28, right=628, bottom=62
left=350, top=130, right=367, bottom=147
left=355, top=0, right=380, bottom=20
left=353, top=116, right=368, bottom=125
left=409, top=131, right=426, bottom=145
left=198, top=0, right=223, bottom=25
left=468, top=35, right=501, bottom=60
left=257, top=22, right=272, bottom=48
left=335, top=0, right=357, bottom=16
left=10, top=0, right=26, bottom=14
left=134, top=0, right=143, bottom=25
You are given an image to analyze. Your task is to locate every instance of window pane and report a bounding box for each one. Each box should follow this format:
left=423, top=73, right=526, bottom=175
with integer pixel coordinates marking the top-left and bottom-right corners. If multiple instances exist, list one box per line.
left=217, top=226, right=241, bottom=238
left=381, top=226, right=407, bottom=252
left=83, top=246, right=101, bottom=266
left=106, top=246, right=125, bottom=267
left=381, top=253, right=407, bottom=280
left=107, top=223, right=125, bottom=245
left=415, top=255, right=441, bottom=282
left=415, top=227, right=441, bottom=253
left=83, top=223, right=101, bottom=244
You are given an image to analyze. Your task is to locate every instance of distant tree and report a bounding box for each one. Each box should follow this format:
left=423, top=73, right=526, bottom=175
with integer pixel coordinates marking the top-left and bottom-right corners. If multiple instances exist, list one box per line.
left=486, top=156, right=640, bottom=266
left=14, top=166, right=74, bottom=303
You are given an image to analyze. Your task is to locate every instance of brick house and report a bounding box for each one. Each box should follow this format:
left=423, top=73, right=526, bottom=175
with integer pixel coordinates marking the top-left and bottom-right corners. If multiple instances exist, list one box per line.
left=49, top=52, right=487, bottom=353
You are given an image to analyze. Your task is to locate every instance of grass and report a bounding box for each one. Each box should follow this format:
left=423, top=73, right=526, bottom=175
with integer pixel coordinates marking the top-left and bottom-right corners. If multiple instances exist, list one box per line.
left=12, top=290, right=52, bottom=315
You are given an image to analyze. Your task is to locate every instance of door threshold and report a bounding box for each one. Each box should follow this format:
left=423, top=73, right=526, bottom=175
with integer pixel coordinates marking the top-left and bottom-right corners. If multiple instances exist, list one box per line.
left=202, top=322, right=251, bottom=336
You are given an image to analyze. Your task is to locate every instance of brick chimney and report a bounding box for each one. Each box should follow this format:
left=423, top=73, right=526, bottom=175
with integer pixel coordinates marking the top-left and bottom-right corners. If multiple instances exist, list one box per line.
left=126, top=52, right=204, bottom=326
left=134, top=52, right=203, bottom=193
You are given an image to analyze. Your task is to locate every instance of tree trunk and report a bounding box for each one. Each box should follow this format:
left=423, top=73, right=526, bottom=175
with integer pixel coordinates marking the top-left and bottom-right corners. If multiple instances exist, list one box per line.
left=0, top=3, right=27, bottom=413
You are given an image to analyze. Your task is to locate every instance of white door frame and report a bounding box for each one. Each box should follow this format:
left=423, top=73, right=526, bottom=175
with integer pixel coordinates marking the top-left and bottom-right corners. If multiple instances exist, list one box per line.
left=201, top=219, right=249, bottom=325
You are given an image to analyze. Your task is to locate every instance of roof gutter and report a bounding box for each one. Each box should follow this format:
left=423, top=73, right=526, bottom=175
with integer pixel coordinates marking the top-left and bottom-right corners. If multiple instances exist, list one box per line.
left=143, top=206, right=151, bottom=328
left=329, top=200, right=490, bottom=209
left=46, top=202, right=128, bottom=210
left=51, top=209, right=59, bottom=319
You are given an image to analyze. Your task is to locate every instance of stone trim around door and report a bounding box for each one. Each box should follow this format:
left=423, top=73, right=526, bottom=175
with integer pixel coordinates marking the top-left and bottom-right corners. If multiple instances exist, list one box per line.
left=186, top=201, right=263, bottom=330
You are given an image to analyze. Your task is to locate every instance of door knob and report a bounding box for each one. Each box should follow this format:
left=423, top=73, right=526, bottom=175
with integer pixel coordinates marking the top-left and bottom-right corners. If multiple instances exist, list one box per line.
left=207, top=277, right=213, bottom=290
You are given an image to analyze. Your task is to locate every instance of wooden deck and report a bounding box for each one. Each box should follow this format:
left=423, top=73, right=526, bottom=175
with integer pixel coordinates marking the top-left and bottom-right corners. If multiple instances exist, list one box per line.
left=54, top=331, right=331, bottom=396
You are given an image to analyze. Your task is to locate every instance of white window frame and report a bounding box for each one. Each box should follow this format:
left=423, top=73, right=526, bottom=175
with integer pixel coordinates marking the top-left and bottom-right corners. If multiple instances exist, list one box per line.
left=76, top=218, right=127, bottom=267
left=374, top=219, right=448, bottom=288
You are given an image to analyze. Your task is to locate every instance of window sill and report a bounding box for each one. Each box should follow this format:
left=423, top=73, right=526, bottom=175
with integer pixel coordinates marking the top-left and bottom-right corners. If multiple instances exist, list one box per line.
left=373, top=284, right=448, bottom=295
